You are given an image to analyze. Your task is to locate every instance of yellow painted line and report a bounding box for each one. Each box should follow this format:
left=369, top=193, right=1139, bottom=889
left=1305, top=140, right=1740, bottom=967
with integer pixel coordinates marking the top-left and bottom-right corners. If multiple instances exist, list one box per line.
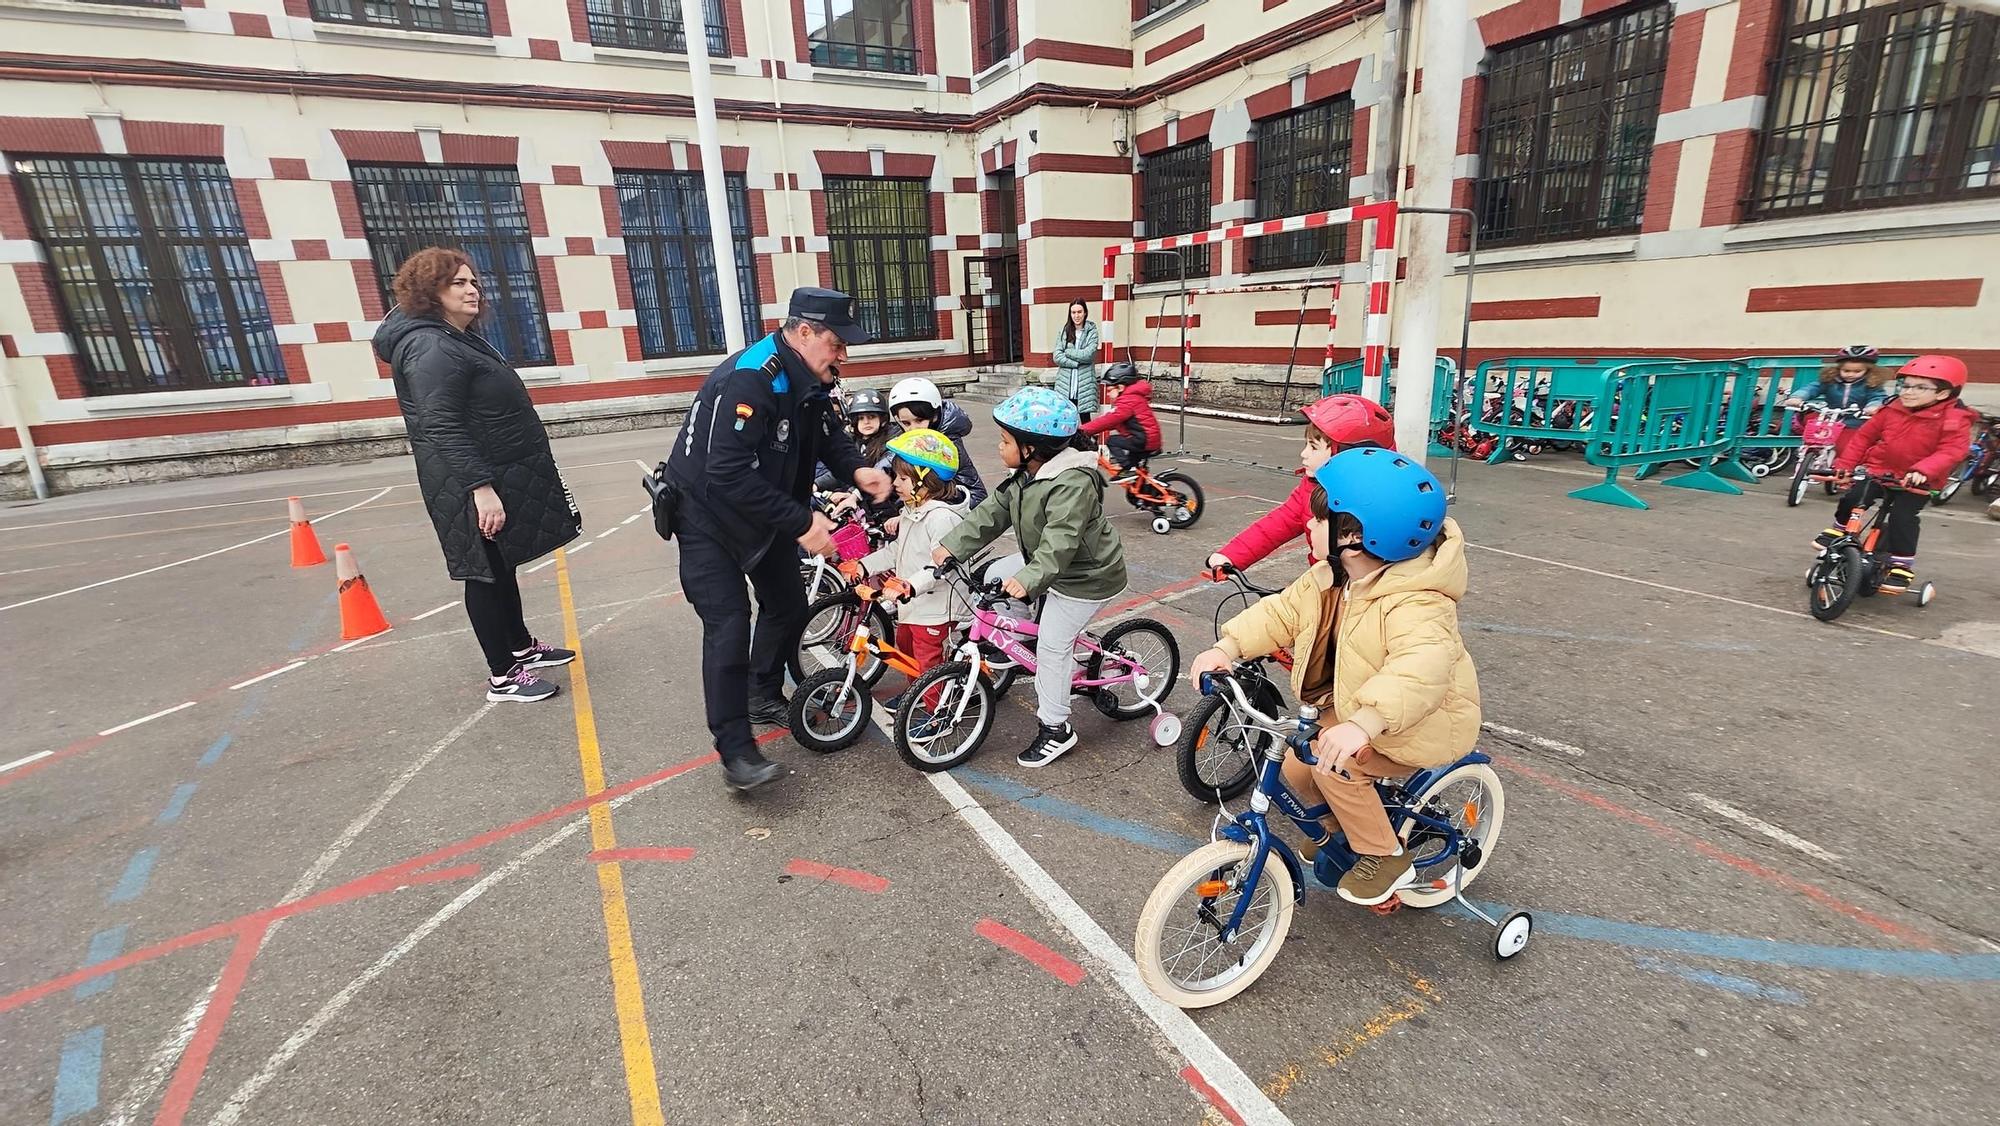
left=1259, top=954, right=1442, bottom=1101
left=556, top=549, right=666, bottom=1126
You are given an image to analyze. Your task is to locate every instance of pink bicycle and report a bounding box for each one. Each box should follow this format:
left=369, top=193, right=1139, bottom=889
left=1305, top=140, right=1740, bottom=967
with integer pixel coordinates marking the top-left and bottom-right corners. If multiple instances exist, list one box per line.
left=892, top=559, right=1182, bottom=772
left=1785, top=403, right=1863, bottom=507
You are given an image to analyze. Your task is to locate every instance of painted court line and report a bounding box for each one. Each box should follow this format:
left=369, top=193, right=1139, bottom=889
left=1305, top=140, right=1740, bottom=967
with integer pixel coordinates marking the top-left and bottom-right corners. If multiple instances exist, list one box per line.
left=228, top=662, right=305, bottom=691
left=75, top=927, right=128, bottom=1001
left=784, top=858, right=890, bottom=894
left=99, top=701, right=197, bottom=737
left=157, top=783, right=199, bottom=826
left=524, top=558, right=556, bottom=573
left=0, top=484, right=402, bottom=532
left=1633, top=955, right=1806, bottom=1005
left=973, top=918, right=1085, bottom=985
left=567, top=539, right=592, bottom=554
left=1481, top=721, right=1586, bottom=758
left=590, top=847, right=696, bottom=864
left=1687, top=793, right=1842, bottom=864
left=1, top=750, right=53, bottom=774
left=330, top=629, right=390, bottom=653
left=622, top=512, right=642, bottom=526
left=108, top=848, right=158, bottom=904
left=409, top=601, right=460, bottom=622
left=52, top=1025, right=105, bottom=1124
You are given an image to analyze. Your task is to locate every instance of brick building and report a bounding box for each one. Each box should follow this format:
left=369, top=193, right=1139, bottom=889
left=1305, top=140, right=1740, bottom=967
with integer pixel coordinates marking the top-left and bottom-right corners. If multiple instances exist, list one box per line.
left=0, top=0, right=1994, bottom=495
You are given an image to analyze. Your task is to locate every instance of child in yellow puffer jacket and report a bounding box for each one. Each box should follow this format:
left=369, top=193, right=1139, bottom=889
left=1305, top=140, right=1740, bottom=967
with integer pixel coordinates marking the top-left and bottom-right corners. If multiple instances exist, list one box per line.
left=1188, top=449, right=1480, bottom=907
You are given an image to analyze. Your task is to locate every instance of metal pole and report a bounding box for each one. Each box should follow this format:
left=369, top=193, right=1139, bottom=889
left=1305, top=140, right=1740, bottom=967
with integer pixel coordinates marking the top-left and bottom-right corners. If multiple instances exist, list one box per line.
left=0, top=349, right=49, bottom=499
left=1402, top=206, right=1479, bottom=501
left=1275, top=253, right=1328, bottom=416
left=1392, top=0, right=1468, bottom=463
left=1176, top=248, right=1189, bottom=455
left=684, top=1, right=746, bottom=353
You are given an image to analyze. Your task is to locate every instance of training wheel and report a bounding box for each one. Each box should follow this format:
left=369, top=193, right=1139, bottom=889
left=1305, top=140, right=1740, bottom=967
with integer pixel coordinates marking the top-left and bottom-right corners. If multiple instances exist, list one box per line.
left=1150, top=516, right=1172, bottom=535
left=1149, top=711, right=1182, bottom=747
left=1494, top=911, right=1532, bottom=960
left=1917, top=581, right=1936, bottom=607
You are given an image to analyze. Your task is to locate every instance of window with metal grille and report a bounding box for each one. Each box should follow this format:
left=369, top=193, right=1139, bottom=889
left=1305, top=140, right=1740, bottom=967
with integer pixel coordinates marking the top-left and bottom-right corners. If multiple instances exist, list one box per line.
left=1751, top=0, right=1999, bottom=218
left=1474, top=3, right=1672, bottom=247
left=350, top=164, right=553, bottom=365
left=1139, top=139, right=1212, bottom=282
left=803, top=0, right=918, bottom=75
left=10, top=156, right=283, bottom=397
left=1137, top=0, right=1184, bottom=16
left=614, top=171, right=761, bottom=358
left=823, top=177, right=936, bottom=343
left=1251, top=97, right=1355, bottom=272
left=308, top=0, right=490, bottom=36
left=976, top=0, right=1014, bottom=71
left=585, top=0, right=728, bottom=56
left=79, top=0, right=178, bottom=8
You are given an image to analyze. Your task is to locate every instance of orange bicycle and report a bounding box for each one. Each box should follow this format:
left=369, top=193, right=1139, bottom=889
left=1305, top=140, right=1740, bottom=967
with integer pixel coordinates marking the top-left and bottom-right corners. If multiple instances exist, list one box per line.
left=1098, top=450, right=1206, bottom=535
left=788, top=578, right=925, bottom=752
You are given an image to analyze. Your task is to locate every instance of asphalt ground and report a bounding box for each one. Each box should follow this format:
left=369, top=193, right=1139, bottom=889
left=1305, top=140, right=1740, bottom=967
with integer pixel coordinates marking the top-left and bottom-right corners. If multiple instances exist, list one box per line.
left=2, top=411, right=1997, bottom=1125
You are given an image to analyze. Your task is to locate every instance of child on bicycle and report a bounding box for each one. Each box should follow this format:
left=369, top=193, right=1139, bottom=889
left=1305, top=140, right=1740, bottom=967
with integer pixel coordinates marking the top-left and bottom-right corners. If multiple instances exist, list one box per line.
left=1081, top=362, right=1162, bottom=482
left=860, top=430, right=971, bottom=707
left=1819, top=355, right=1974, bottom=593
left=935, top=387, right=1128, bottom=767
left=1783, top=345, right=1891, bottom=458
left=817, top=387, right=901, bottom=524
left=1188, top=448, right=1481, bottom=907
left=1204, top=394, right=1396, bottom=574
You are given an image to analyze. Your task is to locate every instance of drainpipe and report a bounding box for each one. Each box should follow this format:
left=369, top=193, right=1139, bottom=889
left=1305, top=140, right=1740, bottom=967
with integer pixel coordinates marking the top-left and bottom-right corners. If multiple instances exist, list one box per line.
left=0, top=349, right=50, bottom=500
left=686, top=4, right=746, bottom=353
left=1391, top=0, right=1467, bottom=462
left=1371, top=0, right=1410, bottom=205
left=761, top=5, right=804, bottom=294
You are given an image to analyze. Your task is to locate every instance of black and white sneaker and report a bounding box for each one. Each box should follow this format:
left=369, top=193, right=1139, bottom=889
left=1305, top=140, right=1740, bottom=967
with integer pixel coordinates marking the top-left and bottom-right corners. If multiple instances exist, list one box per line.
left=1018, top=722, right=1078, bottom=768
left=487, top=664, right=559, bottom=703
left=513, top=639, right=576, bottom=669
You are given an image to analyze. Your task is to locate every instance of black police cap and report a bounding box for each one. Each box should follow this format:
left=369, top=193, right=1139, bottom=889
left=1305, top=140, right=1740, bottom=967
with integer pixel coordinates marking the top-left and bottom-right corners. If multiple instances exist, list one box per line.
left=787, top=287, right=870, bottom=345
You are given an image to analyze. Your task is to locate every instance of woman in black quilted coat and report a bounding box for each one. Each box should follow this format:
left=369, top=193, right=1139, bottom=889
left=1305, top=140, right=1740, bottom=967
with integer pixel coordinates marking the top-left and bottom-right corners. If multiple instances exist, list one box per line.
left=375, top=248, right=582, bottom=703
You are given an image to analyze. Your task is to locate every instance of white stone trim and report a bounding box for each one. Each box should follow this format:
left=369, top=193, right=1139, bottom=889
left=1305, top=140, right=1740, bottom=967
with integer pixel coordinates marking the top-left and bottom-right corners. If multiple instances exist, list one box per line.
left=980, top=232, right=1005, bottom=248
left=753, top=235, right=784, bottom=254
left=514, top=364, right=587, bottom=385
left=1133, top=0, right=1206, bottom=38
left=273, top=323, right=319, bottom=346
left=515, top=137, right=553, bottom=187
left=327, top=237, right=374, bottom=260
left=1453, top=154, right=1479, bottom=180
left=606, top=309, right=639, bottom=328
left=0, top=0, right=178, bottom=29
left=595, top=236, right=628, bottom=256
left=1452, top=234, right=1638, bottom=274
left=1671, top=0, right=1735, bottom=12
left=1654, top=97, right=1768, bottom=144
left=929, top=234, right=959, bottom=251
left=9, top=331, right=75, bottom=357
left=848, top=338, right=956, bottom=360
left=250, top=238, right=295, bottom=262
left=559, top=39, right=594, bottom=63
left=348, top=320, right=382, bottom=340
left=869, top=148, right=886, bottom=177
left=88, top=112, right=125, bottom=156
left=933, top=295, right=961, bottom=311
left=531, top=236, right=569, bottom=257
left=546, top=310, right=584, bottom=331
left=1720, top=197, right=2000, bottom=251
left=1559, top=0, right=1584, bottom=25
left=310, top=22, right=501, bottom=55
left=1635, top=228, right=1729, bottom=259
left=415, top=127, right=445, bottom=165
left=37, top=381, right=333, bottom=423
left=181, top=6, right=231, bottom=35
left=1348, top=175, right=1376, bottom=202
left=0, top=239, right=46, bottom=264
left=803, top=235, right=831, bottom=253
left=223, top=127, right=272, bottom=181
left=311, top=129, right=354, bottom=182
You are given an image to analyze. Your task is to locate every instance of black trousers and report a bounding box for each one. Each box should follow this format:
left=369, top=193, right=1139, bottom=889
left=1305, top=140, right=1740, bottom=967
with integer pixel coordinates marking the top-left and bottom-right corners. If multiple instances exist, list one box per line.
left=1106, top=433, right=1152, bottom=469
left=464, top=539, right=532, bottom=677
left=677, top=522, right=808, bottom=764
left=1834, top=480, right=1924, bottom=557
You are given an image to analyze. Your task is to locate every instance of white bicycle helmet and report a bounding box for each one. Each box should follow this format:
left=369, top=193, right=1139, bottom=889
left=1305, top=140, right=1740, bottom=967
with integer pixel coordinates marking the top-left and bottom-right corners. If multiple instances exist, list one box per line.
left=888, top=377, right=944, bottom=413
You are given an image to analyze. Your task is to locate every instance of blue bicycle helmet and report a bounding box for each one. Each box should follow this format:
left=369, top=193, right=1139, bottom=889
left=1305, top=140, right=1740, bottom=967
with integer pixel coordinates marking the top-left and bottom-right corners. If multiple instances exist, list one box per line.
left=1310, top=448, right=1447, bottom=563
left=993, top=386, right=1081, bottom=439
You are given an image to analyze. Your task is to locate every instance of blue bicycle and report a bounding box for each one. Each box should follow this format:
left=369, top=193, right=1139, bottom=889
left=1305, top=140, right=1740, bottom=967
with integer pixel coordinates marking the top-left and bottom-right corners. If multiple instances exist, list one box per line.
left=1134, top=671, right=1528, bottom=1008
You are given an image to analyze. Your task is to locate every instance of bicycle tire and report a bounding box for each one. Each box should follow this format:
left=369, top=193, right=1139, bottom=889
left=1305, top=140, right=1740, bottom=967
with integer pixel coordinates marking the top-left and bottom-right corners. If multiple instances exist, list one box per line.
left=1176, top=675, right=1284, bottom=803
left=1156, top=471, right=1205, bottom=530
left=788, top=668, right=873, bottom=753
left=1134, top=840, right=1295, bottom=1009
left=1087, top=619, right=1181, bottom=720
left=1808, top=545, right=1862, bottom=622
left=788, top=591, right=891, bottom=684
left=894, top=662, right=995, bottom=772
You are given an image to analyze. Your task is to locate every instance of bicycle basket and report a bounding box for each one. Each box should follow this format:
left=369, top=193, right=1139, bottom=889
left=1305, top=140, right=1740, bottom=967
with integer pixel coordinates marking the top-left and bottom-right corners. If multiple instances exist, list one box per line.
left=830, top=521, right=871, bottom=562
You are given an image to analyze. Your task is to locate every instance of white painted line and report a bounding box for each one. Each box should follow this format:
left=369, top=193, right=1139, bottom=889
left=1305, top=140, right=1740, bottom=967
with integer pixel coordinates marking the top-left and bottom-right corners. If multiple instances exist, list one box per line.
left=1, top=487, right=393, bottom=613
left=596, top=527, right=618, bottom=539
left=621, top=513, right=642, bottom=526
left=1687, top=792, right=1842, bottom=864
left=410, top=600, right=460, bottom=622
left=633, top=459, right=651, bottom=471
left=0, top=484, right=402, bottom=532
left=1481, top=721, right=1585, bottom=758
left=523, top=559, right=555, bottom=574
left=98, top=701, right=197, bottom=737
left=1, top=750, right=54, bottom=774
left=330, top=629, right=391, bottom=653
left=228, top=661, right=307, bottom=691
left=567, top=540, right=591, bottom=554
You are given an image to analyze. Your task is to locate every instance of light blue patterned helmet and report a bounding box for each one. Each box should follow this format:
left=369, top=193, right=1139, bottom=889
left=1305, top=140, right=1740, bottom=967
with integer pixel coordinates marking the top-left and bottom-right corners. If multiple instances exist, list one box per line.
left=992, top=386, right=1081, bottom=439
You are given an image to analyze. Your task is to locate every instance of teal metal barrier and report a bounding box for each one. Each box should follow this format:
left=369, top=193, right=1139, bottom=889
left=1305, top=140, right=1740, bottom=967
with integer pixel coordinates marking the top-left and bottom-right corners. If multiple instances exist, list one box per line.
left=1469, top=357, right=1676, bottom=464
left=1317, top=357, right=1458, bottom=454
left=1570, top=361, right=1757, bottom=509
left=1722, top=354, right=1915, bottom=473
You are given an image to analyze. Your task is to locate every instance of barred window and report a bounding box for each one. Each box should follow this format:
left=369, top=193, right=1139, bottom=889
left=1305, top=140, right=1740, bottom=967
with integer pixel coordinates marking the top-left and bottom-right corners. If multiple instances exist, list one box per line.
left=976, top=0, right=1014, bottom=71
left=1139, top=139, right=1212, bottom=282
left=10, top=156, right=283, bottom=396
left=350, top=164, right=553, bottom=365
left=823, top=177, right=936, bottom=343
left=1251, top=97, right=1355, bottom=272
left=308, top=1, right=490, bottom=36
left=615, top=171, right=761, bottom=358
left=79, top=0, right=178, bottom=7
left=804, top=0, right=918, bottom=75
left=585, top=0, right=728, bottom=56
left=1751, top=0, right=1999, bottom=217
left=1474, top=3, right=1672, bottom=247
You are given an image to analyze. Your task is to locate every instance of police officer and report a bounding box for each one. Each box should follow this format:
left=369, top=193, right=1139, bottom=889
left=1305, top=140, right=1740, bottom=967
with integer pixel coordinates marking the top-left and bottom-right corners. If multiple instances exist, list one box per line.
left=666, top=287, right=891, bottom=792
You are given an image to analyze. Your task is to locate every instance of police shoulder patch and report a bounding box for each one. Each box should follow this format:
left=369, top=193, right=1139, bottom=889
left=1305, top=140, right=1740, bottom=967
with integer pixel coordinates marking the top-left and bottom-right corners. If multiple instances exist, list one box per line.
left=735, top=403, right=755, bottom=420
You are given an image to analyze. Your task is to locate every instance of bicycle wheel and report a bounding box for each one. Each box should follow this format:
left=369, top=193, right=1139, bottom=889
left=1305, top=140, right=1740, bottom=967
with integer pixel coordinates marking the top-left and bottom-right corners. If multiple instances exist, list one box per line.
left=1807, top=545, right=1862, bottom=621
left=1155, top=472, right=1205, bottom=530
left=1786, top=457, right=1811, bottom=507
left=799, top=559, right=843, bottom=604
left=1134, top=840, right=1295, bottom=1009
left=788, top=667, right=873, bottom=753
left=1088, top=618, right=1181, bottom=720
left=1176, top=685, right=1281, bottom=804
left=894, top=662, right=995, bottom=772
left=1973, top=467, right=1997, bottom=496
left=1396, top=762, right=1506, bottom=908
left=1934, top=473, right=1964, bottom=506
left=788, top=592, right=890, bottom=684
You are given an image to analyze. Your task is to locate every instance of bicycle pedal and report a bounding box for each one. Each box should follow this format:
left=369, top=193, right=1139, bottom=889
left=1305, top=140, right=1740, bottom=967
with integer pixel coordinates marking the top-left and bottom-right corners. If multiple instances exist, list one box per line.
left=1369, top=896, right=1403, bottom=916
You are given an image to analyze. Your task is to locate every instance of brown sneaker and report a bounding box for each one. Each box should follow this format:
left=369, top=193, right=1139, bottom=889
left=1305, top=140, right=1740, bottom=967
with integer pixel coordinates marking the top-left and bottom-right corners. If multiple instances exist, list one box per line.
left=1336, top=851, right=1416, bottom=906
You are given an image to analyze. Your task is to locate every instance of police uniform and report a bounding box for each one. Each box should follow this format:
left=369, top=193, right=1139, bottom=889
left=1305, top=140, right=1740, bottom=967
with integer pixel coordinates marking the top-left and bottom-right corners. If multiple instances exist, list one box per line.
left=666, top=288, right=872, bottom=780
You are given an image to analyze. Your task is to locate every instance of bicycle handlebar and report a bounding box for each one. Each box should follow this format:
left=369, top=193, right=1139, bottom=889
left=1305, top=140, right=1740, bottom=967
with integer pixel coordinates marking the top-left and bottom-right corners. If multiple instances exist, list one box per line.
left=1205, top=561, right=1280, bottom=599
left=1199, top=670, right=1319, bottom=765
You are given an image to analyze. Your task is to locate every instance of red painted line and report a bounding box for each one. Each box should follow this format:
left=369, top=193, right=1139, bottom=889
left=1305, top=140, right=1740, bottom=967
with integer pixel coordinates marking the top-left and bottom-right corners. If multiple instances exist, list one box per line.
left=590, top=846, right=696, bottom=864
left=973, top=918, right=1085, bottom=986
left=1493, top=753, right=1945, bottom=951
left=154, top=920, right=268, bottom=1126
left=1180, top=1066, right=1247, bottom=1126
left=1104, top=574, right=1206, bottom=618
left=784, top=858, right=889, bottom=894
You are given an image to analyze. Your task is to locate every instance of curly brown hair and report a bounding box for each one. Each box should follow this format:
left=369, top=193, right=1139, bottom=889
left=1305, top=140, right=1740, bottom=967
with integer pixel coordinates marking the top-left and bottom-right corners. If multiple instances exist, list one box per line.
left=391, top=247, right=477, bottom=318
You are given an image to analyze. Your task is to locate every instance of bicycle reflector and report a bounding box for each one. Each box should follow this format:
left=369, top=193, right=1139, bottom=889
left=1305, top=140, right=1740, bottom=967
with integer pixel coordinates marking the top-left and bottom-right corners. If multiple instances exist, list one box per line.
left=1464, top=801, right=1480, bottom=828
left=1196, top=879, right=1229, bottom=899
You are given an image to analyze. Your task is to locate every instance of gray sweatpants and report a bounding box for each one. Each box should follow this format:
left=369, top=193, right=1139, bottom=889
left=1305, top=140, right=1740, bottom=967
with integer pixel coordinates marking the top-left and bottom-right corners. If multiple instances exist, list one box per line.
left=1034, top=589, right=1112, bottom=728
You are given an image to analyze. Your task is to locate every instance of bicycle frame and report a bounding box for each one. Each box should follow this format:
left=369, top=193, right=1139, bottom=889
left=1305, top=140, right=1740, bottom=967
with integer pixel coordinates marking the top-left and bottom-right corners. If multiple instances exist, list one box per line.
left=1096, top=452, right=1179, bottom=507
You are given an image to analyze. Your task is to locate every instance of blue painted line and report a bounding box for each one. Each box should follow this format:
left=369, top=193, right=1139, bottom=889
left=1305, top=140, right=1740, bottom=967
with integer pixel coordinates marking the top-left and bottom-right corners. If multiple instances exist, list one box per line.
left=199, top=733, right=232, bottom=767
left=51, top=1026, right=103, bottom=1124
left=72, top=926, right=128, bottom=1000
left=236, top=698, right=261, bottom=720
left=1633, top=955, right=1807, bottom=1005
left=957, top=769, right=2000, bottom=984
left=157, top=782, right=198, bottom=825
left=106, top=847, right=158, bottom=905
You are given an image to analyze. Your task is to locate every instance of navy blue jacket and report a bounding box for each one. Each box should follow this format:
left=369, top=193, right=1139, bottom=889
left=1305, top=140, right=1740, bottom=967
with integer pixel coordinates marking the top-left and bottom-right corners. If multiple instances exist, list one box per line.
left=1792, top=376, right=1889, bottom=425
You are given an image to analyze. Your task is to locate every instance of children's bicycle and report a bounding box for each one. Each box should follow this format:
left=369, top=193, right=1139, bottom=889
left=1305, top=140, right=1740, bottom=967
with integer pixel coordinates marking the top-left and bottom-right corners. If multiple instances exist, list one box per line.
left=1933, top=414, right=2000, bottom=507
left=1805, top=469, right=1937, bottom=620
left=1178, top=564, right=1293, bottom=803
left=799, top=491, right=890, bottom=603
left=893, top=560, right=1182, bottom=772
left=1783, top=403, right=1863, bottom=507
left=788, top=578, right=919, bottom=753
left=1098, top=451, right=1205, bottom=535
left=1134, top=671, right=1526, bottom=1009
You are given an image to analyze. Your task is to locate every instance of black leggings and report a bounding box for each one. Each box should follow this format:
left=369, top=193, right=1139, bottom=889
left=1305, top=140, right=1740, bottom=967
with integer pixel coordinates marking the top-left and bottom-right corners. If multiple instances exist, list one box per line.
left=1834, top=480, right=1924, bottom=558
left=464, top=539, right=533, bottom=677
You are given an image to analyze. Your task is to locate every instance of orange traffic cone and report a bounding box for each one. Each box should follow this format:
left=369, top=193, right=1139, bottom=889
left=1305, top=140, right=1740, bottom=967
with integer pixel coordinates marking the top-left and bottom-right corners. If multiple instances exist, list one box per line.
left=288, top=497, right=327, bottom=568
left=334, top=543, right=391, bottom=640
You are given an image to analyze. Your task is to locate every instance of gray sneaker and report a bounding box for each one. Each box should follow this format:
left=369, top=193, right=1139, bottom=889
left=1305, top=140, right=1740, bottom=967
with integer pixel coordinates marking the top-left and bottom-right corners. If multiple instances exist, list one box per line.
left=487, top=665, right=559, bottom=703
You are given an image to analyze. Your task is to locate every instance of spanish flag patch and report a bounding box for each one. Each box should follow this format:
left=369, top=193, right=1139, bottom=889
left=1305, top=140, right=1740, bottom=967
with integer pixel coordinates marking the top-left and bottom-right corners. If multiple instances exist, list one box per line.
left=735, top=403, right=755, bottom=420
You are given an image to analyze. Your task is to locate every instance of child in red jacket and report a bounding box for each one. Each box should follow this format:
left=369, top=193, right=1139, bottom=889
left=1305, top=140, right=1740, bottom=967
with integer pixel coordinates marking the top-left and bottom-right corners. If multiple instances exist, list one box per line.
left=1819, top=355, right=1975, bottom=593
left=1204, top=394, right=1397, bottom=573
left=1081, top=362, right=1162, bottom=480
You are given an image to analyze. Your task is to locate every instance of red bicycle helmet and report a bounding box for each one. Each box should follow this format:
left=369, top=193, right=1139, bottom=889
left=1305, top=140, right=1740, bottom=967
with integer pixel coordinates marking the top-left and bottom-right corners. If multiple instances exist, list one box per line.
left=1302, top=394, right=1397, bottom=451
left=1898, top=354, right=1967, bottom=392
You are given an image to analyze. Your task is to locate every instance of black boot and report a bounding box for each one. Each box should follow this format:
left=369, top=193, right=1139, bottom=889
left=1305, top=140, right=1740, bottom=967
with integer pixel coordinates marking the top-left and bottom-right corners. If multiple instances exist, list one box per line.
left=723, top=751, right=783, bottom=792
left=747, top=693, right=790, bottom=727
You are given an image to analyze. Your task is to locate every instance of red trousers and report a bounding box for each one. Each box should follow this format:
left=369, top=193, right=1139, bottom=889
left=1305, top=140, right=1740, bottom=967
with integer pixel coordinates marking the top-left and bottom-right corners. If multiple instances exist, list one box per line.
left=895, top=622, right=948, bottom=678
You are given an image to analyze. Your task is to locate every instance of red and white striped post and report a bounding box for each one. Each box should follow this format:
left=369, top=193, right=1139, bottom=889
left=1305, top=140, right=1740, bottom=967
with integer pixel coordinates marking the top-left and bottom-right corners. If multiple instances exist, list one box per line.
left=1362, top=207, right=1398, bottom=404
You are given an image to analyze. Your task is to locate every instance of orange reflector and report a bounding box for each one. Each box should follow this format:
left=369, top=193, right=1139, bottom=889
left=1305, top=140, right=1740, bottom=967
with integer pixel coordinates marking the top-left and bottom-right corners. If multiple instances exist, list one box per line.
left=1193, top=729, right=1210, bottom=753
left=1463, top=801, right=1479, bottom=828
left=1195, top=879, right=1228, bottom=898
left=848, top=632, right=868, bottom=653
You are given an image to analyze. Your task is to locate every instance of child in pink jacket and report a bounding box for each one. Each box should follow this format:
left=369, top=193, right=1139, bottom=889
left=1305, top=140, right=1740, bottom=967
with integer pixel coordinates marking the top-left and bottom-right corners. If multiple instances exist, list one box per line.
left=1205, top=394, right=1397, bottom=573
